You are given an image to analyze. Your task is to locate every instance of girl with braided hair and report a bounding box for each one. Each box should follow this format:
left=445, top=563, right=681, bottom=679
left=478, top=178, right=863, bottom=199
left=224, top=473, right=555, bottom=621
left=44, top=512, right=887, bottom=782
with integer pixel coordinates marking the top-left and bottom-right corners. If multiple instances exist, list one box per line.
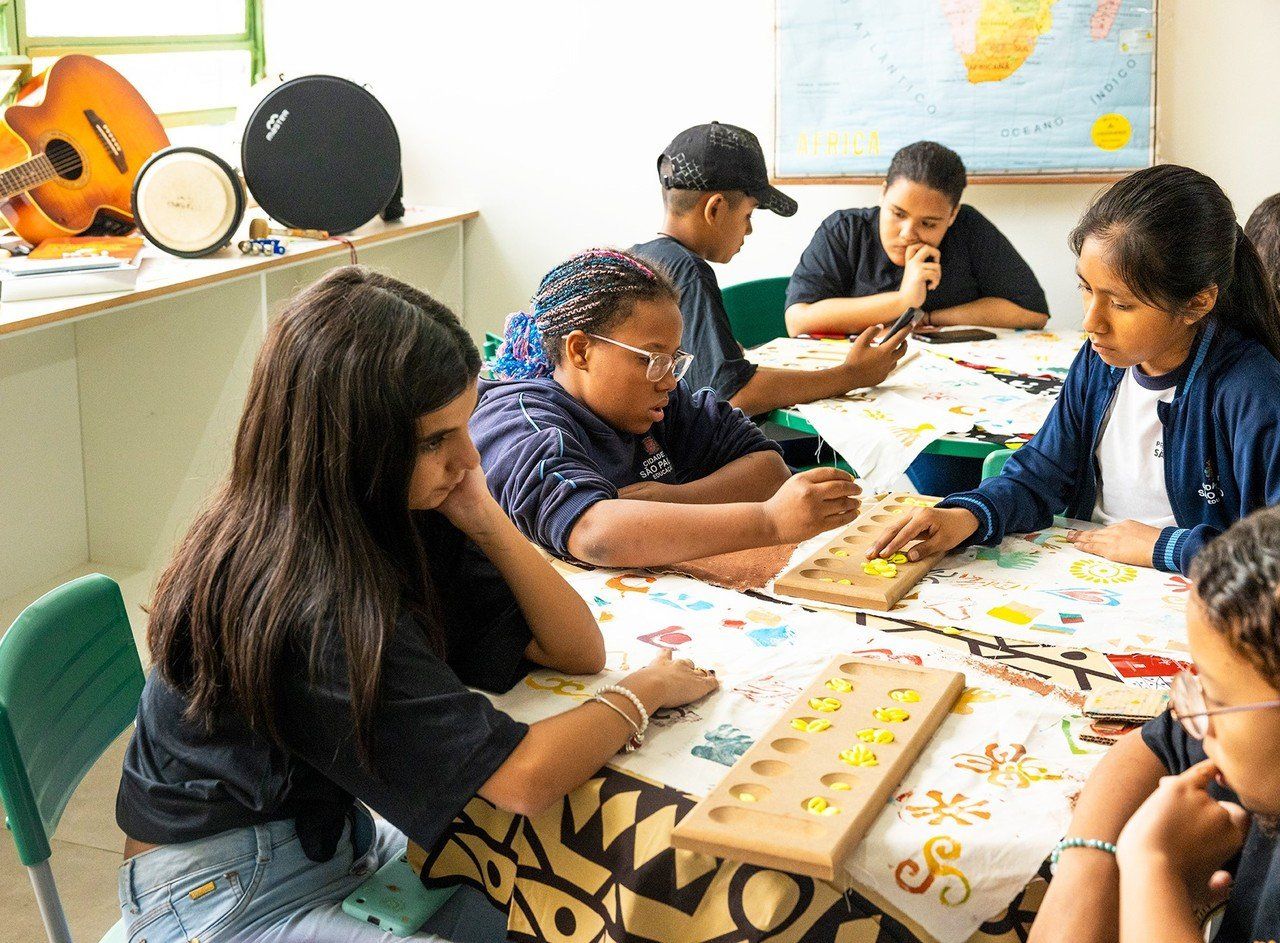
left=473, top=248, right=862, bottom=567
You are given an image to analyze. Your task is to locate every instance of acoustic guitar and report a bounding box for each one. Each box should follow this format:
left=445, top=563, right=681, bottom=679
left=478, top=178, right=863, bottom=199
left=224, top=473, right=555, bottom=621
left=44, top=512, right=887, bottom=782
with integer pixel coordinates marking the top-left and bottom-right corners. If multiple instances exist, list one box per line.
left=0, top=54, right=169, bottom=245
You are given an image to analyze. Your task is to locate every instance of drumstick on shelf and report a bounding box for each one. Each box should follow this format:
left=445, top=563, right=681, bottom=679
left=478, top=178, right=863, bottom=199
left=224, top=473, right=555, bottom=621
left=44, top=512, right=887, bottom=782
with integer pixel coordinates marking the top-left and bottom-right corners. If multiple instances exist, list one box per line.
left=248, top=218, right=329, bottom=241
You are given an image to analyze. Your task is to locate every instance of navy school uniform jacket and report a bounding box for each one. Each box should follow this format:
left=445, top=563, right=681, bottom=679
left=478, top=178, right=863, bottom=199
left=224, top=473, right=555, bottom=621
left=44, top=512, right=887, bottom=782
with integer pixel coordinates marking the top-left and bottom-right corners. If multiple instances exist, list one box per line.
left=470, top=377, right=782, bottom=558
left=937, top=320, right=1280, bottom=574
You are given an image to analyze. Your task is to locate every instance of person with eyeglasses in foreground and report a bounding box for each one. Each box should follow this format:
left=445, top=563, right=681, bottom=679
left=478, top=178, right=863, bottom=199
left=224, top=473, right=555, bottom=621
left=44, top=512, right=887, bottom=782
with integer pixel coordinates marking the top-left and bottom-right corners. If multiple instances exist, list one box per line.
left=472, top=248, right=862, bottom=567
left=1029, top=504, right=1280, bottom=943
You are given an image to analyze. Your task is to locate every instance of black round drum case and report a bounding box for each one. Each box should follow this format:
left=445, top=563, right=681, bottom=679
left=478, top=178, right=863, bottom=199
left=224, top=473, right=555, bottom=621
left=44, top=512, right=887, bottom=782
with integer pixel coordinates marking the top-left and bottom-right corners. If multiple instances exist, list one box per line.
left=240, top=74, right=402, bottom=235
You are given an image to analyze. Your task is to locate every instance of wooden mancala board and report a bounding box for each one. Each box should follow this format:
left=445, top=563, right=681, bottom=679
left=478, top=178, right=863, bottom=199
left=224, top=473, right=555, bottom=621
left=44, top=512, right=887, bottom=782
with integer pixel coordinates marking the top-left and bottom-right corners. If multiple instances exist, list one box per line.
left=773, top=492, right=944, bottom=611
left=671, top=655, right=965, bottom=881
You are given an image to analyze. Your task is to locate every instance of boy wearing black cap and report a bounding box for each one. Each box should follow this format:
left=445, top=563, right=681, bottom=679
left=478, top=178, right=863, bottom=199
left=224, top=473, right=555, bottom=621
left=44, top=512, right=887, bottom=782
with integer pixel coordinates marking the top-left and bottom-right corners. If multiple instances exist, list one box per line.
left=632, top=122, right=911, bottom=417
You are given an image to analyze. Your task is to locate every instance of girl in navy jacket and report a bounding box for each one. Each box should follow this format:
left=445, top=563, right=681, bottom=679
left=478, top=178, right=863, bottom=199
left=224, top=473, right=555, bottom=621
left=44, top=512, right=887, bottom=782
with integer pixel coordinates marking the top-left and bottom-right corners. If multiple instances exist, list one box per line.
left=472, top=249, right=864, bottom=567
left=872, top=165, right=1280, bottom=575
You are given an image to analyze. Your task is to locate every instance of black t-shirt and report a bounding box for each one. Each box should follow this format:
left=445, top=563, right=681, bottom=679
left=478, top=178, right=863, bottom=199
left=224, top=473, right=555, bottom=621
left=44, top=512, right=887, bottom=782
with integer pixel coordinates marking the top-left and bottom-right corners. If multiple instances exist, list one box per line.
left=116, top=512, right=531, bottom=862
left=785, top=206, right=1049, bottom=315
left=632, top=235, right=758, bottom=401
left=1142, top=710, right=1280, bottom=943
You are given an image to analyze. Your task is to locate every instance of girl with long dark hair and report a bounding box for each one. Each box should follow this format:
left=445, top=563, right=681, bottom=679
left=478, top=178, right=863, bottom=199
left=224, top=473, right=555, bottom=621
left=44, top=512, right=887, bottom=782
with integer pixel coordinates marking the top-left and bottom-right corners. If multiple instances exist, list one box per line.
left=114, top=266, right=717, bottom=941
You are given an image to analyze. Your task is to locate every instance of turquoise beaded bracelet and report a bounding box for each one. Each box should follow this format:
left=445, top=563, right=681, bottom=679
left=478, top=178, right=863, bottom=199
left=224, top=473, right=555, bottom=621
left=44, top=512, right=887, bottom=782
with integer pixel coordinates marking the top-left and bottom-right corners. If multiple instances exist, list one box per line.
left=1050, top=837, right=1118, bottom=874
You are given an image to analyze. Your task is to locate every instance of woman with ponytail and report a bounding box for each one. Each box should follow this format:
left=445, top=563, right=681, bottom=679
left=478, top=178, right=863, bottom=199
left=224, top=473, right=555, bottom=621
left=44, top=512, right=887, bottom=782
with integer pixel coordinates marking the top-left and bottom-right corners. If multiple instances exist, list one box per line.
left=115, top=267, right=717, bottom=942
left=869, top=164, right=1280, bottom=577
left=472, top=248, right=863, bottom=567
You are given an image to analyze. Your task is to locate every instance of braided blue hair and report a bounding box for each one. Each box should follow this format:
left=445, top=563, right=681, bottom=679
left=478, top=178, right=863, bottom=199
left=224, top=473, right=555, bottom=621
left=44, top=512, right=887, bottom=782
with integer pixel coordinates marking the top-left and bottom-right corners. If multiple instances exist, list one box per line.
left=489, top=249, right=677, bottom=380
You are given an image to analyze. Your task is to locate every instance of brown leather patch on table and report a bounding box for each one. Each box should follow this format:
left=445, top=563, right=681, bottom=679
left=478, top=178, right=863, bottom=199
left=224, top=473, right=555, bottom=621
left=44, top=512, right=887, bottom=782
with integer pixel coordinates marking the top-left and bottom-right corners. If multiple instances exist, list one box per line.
left=658, top=543, right=798, bottom=593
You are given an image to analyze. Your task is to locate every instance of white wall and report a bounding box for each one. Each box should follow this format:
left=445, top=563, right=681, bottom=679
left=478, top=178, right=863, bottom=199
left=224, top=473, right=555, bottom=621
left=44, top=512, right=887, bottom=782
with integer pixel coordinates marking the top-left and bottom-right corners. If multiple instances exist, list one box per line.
left=264, top=0, right=1280, bottom=336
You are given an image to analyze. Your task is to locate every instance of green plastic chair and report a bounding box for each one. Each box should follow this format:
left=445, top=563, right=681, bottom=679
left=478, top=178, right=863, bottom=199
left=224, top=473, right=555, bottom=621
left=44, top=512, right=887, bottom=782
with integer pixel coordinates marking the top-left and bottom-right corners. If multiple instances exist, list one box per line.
left=483, top=331, right=502, bottom=362
left=981, top=448, right=1015, bottom=481
left=0, top=574, right=143, bottom=943
left=721, top=276, right=790, bottom=348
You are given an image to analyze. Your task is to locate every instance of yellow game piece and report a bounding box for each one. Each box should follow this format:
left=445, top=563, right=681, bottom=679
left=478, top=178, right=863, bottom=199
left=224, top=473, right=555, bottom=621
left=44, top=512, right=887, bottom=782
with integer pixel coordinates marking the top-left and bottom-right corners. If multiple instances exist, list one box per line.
left=873, top=706, right=911, bottom=723
left=808, top=696, right=841, bottom=712
left=855, top=727, right=895, bottom=744
left=889, top=552, right=908, bottom=564
left=830, top=782, right=852, bottom=791
left=830, top=548, right=849, bottom=557
left=739, top=792, right=757, bottom=803
left=806, top=796, right=840, bottom=815
left=838, top=746, right=879, bottom=767
left=862, top=559, right=898, bottom=579
left=791, top=717, right=831, bottom=733
left=889, top=688, right=921, bottom=703
left=825, top=677, right=854, bottom=693
left=837, top=578, right=853, bottom=585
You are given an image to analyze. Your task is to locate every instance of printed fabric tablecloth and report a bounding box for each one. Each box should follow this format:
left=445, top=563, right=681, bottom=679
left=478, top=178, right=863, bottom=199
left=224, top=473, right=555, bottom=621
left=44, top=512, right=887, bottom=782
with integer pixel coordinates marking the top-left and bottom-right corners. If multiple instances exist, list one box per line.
left=748, top=330, right=1082, bottom=490
left=767, top=516, right=1192, bottom=659
left=410, top=570, right=1134, bottom=943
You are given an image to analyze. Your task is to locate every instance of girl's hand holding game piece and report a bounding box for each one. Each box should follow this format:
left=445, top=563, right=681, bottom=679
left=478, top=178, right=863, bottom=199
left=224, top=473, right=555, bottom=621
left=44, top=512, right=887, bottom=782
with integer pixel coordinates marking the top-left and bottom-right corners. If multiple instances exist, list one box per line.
left=1066, top=520, right=1161, bottom=567
left=867, top=505, right=979, bottom=562
left=763, top=467, right=862, bottom=543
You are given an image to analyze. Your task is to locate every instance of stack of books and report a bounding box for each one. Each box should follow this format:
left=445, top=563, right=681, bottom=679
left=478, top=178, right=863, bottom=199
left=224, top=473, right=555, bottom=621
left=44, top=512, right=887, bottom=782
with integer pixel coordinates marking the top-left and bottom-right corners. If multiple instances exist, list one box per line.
left=0, top=236, right=143, bottom=302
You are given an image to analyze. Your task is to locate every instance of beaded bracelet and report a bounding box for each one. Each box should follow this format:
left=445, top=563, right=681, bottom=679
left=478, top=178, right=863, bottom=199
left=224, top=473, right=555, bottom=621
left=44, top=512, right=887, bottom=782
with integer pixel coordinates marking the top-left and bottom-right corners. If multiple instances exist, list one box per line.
left=1050, top=837, right=1118, bottom=875
left=592, top=695, right=640, bottom=736
left=594, top=684, right=649, bottom=752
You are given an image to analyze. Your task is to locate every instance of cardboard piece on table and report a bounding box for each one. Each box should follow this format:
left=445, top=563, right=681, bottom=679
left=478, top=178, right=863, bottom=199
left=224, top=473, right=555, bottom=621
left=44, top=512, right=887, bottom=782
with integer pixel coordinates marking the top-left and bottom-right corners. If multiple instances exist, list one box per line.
left=1082, top=688, right=1169, bottom=724
left=671, top=655, right=965, bottom=882
left=773, top=492, right=944, bottom=611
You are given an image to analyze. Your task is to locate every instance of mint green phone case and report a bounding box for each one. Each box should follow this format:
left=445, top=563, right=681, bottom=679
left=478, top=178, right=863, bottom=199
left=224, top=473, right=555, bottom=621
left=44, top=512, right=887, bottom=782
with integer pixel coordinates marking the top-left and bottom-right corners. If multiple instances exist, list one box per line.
left=341, top=853, right=457, bottom=937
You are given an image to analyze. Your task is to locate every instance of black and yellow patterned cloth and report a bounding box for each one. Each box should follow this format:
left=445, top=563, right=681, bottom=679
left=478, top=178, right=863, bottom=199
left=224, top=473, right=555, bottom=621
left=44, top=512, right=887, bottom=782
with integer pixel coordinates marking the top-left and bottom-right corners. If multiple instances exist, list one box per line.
left=410, top=616, right=1122, bottom=943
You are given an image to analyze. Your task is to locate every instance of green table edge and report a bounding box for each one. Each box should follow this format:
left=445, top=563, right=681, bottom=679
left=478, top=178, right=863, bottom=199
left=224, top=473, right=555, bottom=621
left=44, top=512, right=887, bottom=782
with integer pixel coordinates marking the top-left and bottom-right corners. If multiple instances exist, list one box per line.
left=766, top=408, right=1004, bottom=459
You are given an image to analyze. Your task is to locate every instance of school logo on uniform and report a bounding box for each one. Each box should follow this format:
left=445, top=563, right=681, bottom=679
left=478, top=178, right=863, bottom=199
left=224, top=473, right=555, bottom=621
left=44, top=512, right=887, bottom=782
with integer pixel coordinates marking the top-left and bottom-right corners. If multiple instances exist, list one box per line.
left=1198, top=459, right=1222, bottom=505
left=638, top=436, right=673, bottom=480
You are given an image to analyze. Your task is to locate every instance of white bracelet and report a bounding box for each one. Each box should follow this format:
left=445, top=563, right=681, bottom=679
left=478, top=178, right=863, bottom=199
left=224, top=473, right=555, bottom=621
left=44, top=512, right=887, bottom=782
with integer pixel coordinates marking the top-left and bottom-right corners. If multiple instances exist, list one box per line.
left=595, top=684, right=649, bottom=752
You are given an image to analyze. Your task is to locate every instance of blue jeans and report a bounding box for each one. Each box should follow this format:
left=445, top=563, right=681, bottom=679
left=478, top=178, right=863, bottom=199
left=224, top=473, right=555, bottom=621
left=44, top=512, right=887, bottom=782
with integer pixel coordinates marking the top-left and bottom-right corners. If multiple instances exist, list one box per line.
left=117, top=809, right=507, bottom=942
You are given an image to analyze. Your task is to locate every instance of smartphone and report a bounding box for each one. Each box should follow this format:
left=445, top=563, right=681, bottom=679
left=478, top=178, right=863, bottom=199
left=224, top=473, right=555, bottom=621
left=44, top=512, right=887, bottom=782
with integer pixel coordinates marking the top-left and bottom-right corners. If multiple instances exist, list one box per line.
left=342, top=853, right=458, bottom=937
left=914, top=328, right=998, bottom=344
left=873, top=307, right=924, bottom=346
left=889, top=307, right=925, bottom=335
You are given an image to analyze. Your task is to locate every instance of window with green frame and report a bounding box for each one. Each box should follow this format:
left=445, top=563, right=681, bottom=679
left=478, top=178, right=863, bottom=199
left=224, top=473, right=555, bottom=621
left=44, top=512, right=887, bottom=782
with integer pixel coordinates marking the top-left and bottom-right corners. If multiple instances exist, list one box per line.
left=0, top=0, right=265, bottom=128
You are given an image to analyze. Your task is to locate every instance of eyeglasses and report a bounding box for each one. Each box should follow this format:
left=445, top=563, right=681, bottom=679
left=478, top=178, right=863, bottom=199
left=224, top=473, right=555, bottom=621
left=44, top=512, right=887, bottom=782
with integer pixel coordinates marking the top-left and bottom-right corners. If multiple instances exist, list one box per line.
left=1170, top=670, right=1280, bottom=740
left=586, top=333, right=695, bottom=382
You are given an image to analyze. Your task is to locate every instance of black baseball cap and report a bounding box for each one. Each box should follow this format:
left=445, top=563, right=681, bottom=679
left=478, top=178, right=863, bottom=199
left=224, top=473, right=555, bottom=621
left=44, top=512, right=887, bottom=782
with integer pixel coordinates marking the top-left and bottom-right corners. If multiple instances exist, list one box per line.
left=658, top=122, right=798, bottom=217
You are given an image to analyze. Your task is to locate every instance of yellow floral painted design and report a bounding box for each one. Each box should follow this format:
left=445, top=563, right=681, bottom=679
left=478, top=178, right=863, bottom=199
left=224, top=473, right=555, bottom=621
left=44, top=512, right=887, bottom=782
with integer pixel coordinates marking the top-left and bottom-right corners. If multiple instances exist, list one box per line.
left=952, top=687, right=1002, bottom=715
left=825, top=677, right=854, bottom=693
left=838, top=746, right=879, bottom=767
left=895, top=836, right=971, bottom=906
left=808, top=696, right=841, bottom=712
left=1069, top=558, right=1138, bottom=584
left=855, top=727, right=895, bottom=744
left=900, top=790, right=992, bottom=826
left=953, top=742, right=1063, bottom=788
left=873, top=706, right=910, bottom=723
